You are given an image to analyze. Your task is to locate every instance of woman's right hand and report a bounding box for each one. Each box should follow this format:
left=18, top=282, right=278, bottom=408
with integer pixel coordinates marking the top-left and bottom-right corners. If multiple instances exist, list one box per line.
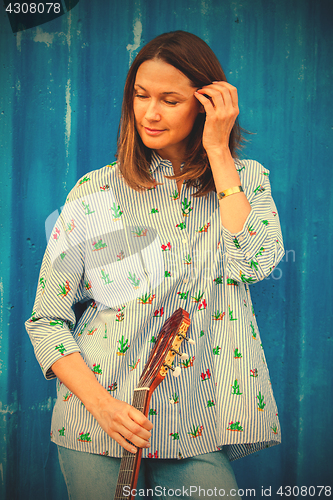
left=91, top=394, right=153, bottom=454
left=52, top=352, right=153, bottom=454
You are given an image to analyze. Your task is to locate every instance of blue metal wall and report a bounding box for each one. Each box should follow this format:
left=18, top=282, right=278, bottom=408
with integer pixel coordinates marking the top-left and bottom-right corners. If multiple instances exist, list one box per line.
left=1, top=0, right=332, bottom=498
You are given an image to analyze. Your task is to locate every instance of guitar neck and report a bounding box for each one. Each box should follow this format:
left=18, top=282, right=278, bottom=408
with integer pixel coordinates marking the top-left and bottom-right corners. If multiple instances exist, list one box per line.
left=113, top=308, right=191, bottom=500
left=114, top=388, right=151, bottom=500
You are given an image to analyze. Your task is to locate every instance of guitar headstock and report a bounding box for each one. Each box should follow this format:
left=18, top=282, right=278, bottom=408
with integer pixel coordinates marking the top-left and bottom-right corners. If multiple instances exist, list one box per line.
left=137, top=308, right=191, bottom=391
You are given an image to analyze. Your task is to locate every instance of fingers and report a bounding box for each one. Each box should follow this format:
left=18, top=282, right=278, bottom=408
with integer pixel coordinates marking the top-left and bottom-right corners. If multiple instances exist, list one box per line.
left=129, top=405, right=154, bottom=431
left=94, top=396, right=153, bottom=453
left=194, top=81, right=239, bottom=152
left=114, top=419, right=152, bottom=452
left=195, top=81, right=238, bottom=112
left=212, top=81, right=238, bottom=108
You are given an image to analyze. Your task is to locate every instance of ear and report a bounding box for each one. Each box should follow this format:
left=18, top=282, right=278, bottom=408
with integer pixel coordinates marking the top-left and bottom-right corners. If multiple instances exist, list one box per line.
left=196, top=101, right=206, bottom=114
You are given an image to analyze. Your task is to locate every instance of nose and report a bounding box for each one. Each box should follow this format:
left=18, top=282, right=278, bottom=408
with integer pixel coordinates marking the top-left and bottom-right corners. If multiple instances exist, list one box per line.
left=144, top=99, right=161, bottom=122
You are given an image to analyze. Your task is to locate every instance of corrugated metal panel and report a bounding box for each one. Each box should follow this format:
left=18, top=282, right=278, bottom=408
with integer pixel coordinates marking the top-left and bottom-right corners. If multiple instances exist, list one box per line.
left=1, top=0, right=332, bottom=498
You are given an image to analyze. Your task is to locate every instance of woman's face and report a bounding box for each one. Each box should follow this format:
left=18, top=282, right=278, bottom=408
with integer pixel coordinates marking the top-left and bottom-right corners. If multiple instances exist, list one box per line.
left=133, top=58, right=202, bottom=161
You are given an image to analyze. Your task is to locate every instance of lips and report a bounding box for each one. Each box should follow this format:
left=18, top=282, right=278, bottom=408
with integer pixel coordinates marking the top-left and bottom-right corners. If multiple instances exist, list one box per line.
left=144, top=127, right=166, bottom=136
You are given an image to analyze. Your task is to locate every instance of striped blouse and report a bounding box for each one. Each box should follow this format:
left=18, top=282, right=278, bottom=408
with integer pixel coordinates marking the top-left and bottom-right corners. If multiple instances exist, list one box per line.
left=25, top=152, right=284, bottom=461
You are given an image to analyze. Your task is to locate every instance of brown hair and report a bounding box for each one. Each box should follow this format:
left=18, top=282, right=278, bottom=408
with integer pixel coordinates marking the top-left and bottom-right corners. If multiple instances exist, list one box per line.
left=117, top=30, right=244, bottom=197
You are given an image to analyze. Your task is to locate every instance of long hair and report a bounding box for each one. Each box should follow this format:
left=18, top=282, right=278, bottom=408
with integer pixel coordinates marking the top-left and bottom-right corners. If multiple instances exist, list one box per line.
left=117, top=31, right=244, bottom=197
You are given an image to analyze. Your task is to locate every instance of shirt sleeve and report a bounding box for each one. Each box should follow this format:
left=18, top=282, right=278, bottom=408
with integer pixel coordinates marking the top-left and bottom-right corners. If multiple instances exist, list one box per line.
left=220, top=160, right=285, bottom=284
left=25, top=186, right=86, bottom=380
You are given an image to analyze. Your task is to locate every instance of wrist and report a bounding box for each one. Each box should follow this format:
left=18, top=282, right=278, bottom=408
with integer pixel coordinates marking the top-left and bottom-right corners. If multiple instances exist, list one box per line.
left=206, top=145, right=232, bottom=162
left=83, top=382, right=112, bottom=415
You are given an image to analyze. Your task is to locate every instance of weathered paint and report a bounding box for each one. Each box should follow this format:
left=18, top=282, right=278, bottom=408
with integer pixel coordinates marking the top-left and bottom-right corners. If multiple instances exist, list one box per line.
left=0, top=0, right=333, bottom=498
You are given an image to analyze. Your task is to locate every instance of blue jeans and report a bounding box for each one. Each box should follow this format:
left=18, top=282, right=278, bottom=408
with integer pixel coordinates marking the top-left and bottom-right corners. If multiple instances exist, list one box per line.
left=57, top=445, right=242, bottom=499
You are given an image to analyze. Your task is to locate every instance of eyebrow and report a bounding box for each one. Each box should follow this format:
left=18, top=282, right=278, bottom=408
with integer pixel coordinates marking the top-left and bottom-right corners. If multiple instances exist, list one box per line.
left=134, top=84, right=186, bottom=97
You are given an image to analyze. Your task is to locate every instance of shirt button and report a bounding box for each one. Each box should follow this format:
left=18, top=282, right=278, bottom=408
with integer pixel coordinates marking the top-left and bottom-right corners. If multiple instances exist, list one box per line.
left=183, top=279, right=189, bottom=284
left=182, top=238, right=187, bottom=244
left=245, top=252, right=251, bottom=259
left=238, top=235, right=244, bottom=242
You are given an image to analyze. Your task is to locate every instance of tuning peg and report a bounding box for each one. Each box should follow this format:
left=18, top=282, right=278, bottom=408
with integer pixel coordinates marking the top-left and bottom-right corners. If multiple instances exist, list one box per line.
left=163, top=363, right=182, bottom=377
left=171, top=348, right=189, bottom=360
left=178, top=333, right=195, bottom=345
left=187, top=338, right=195, bottom=345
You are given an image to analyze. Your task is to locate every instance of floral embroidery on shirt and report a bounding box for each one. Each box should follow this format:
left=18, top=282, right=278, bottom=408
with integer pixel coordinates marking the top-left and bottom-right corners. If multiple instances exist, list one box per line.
left=256, top=392, right=266, bottom=411
left=213, top=275, right=223, bottom=285
left=161, top=242, right=171, bottom=251
left=110, top=203, right=123, bottom=220
left=129, top=359, right=140, bottom=370
left=227, top=421, right=243, bottom=432
left=82, top=201, right=95, bottom=215
left=117, top=336, right=130, bottom=355
left=92, top=363, right=102, bottom=374
left=201, top=369, right=211, bottom=381
left=115, top=307, right=125, bottom=322
left=63, top=391, right=73, bottom=402
left=55, top=343, right=66, bottom=355
left=188, top=425, right=203, bottom=438
left=65, top=219, right=75, bottom=233
left=231, top=380, right=242, bottom=395
left=212, top=310, right=225, bottom=320
left=84, top=280, right=92, bottom=291
left=107, top=382, right=118, bottom=393
left=213, top=345, right=221, bottom=355
left=138, top=292, right=155, bottom=304
left=53, top=227, right=60, bottom=240
left=180, top=356, right=195, bottom=369
left=92, top=239, right=107, bottom=251
left=132, top=227, right=147, bottom=237
left=196, top=222, right=210, bottom=233
left=78, top=176, right=90, bottom=186
left=254, top=185, right=265, bottom=195
left=78, top=432, right=91, bottom=442
left=128, top=272, right=140, bottom=289
left=154, top=307, right=164, bottom=317
left=183, top=255, right=192, bottom=265
left=271, top=424, right=278, bottom=435
left=169, top=393, right=179, bottom=404
left=181, top=198, right=193, bottom=217
left=100, top=270, right=113, bottom=285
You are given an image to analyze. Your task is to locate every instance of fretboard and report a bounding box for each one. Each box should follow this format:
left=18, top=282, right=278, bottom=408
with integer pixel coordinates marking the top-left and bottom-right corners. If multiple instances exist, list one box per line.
left=113, top=388, right=149, bottom=500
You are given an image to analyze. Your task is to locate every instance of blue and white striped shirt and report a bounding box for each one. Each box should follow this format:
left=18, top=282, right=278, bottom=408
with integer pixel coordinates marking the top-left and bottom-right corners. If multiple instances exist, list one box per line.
left=25, top=152, right=284, bottom=461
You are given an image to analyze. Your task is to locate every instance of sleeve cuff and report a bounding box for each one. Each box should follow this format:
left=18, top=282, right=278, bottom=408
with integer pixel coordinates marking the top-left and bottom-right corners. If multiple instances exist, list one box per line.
left=221, top=209, right=268, bottom=261
left=33, top=325, right=81, bottom=380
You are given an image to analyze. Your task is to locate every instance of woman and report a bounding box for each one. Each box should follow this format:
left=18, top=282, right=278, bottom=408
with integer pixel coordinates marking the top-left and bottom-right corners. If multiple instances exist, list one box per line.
left=26, top=31, right=284, bottom=499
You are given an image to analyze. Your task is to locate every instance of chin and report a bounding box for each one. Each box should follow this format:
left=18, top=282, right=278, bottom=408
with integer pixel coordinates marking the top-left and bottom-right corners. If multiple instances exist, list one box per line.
left=140, top=136, right=167, bottom=150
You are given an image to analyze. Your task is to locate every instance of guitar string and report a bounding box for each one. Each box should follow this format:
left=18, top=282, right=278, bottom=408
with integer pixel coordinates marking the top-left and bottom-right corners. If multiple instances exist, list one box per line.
left=116, top=389, right=147, bottom=493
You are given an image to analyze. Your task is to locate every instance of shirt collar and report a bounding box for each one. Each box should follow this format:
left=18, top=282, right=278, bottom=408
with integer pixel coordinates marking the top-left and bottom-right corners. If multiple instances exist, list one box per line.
left=150, top=150, right=185, bottom=174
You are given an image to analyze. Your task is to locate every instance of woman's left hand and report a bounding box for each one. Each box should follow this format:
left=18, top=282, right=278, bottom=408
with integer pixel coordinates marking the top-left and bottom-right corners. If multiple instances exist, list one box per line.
left=194, top=81, right=239, bottom=155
